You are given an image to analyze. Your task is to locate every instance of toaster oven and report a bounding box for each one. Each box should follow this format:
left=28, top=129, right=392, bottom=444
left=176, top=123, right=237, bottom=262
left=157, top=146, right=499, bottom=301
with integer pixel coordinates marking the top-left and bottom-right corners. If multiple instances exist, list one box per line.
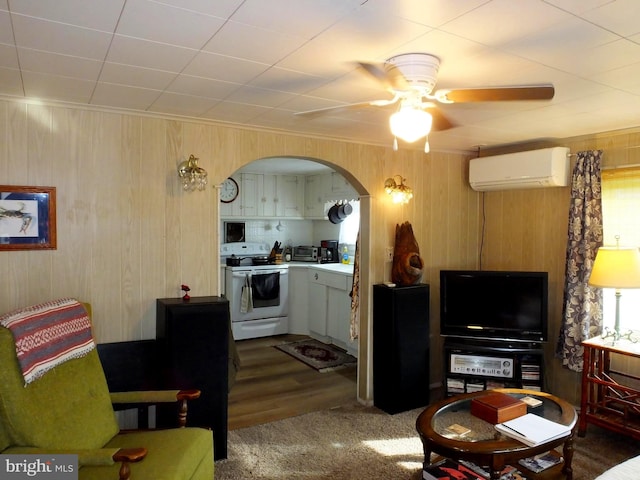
left=292, top=246, right=318, bottom=262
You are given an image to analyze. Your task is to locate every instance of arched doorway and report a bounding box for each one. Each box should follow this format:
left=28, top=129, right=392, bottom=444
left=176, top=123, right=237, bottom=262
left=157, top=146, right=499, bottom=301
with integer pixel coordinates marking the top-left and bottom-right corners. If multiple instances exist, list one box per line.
left=218, top=156, right=373, bottom=406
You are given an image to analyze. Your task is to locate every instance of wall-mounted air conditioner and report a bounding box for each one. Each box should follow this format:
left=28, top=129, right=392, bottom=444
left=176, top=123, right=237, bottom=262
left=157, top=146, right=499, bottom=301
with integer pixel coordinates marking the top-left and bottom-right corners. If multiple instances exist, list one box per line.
left=469, top=147, right=570, bottom=192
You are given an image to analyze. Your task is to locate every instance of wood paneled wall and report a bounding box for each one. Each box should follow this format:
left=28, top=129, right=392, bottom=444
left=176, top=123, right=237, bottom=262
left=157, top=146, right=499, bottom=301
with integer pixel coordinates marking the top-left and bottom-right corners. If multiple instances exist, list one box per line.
left=479, top=127, right=640, bottom=405
left=0, top=99, right=475, bottom=404
left=2, top=96, right=637, bottom=405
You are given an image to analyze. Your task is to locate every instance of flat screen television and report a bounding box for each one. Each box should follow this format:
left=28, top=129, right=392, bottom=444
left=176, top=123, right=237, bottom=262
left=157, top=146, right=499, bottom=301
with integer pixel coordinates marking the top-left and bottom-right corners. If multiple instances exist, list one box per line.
left=440, top=270, right=548, bottom=342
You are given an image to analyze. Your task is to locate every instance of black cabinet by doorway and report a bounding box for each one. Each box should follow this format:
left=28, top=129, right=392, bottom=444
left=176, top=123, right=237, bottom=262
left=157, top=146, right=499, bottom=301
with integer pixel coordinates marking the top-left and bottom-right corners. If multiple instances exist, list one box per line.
left=373, top=284, right=430, bottom=414
left=156, top=296, right=229, bottom=460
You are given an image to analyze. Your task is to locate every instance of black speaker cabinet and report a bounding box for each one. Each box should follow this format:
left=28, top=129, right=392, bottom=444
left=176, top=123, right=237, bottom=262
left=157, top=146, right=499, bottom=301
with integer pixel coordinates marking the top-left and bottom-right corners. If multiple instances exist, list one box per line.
left=373, top=284, right=430, bottom=414
left=156, top=297, right=229, bottom=460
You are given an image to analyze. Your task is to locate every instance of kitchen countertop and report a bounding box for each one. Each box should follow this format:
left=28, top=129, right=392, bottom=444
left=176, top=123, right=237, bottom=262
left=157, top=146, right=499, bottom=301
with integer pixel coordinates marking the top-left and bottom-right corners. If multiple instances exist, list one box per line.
left=287, top=262, right=354, bottom=274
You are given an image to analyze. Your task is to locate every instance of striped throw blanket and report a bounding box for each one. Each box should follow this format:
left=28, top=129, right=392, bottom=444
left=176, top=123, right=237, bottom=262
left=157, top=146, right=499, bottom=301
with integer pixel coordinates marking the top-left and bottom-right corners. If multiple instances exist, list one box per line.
left=0, top=298, right=95, bottom=385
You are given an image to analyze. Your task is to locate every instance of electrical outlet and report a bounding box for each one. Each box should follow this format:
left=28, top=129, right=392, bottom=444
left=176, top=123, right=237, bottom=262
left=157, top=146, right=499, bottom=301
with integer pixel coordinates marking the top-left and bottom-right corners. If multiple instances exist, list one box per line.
left=386, top=247, right=394, bottom=262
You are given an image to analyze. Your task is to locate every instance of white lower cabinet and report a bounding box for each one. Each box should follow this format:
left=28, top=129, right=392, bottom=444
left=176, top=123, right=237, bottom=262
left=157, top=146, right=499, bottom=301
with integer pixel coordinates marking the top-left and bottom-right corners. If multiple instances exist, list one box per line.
left=307, top=268, right=357, bottom=357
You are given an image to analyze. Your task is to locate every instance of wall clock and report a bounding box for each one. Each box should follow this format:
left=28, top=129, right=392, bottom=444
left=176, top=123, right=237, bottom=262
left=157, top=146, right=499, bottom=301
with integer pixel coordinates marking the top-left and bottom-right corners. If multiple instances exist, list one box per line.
left=220, top=177, right=239, bottom=203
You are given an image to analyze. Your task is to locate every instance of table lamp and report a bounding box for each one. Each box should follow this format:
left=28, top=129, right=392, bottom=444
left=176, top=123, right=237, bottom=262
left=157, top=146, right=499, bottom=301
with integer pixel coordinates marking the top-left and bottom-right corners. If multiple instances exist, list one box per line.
left=588, top=244, right=640, bottom=342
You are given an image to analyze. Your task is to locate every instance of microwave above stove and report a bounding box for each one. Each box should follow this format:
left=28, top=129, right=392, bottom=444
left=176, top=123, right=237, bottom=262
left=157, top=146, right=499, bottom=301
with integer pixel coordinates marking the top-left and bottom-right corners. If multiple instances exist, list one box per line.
left=292, top=246, right=318, bottom=262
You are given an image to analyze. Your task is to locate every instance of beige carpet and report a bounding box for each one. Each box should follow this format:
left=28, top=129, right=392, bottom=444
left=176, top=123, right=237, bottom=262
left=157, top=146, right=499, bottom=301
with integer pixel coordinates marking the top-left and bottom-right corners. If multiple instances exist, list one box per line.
left=215, top=402, right=639, bottom=479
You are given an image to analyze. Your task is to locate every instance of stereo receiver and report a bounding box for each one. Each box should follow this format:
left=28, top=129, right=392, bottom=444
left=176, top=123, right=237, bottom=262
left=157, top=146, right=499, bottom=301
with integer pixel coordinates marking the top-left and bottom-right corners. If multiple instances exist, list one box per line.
left=449, top=353, right=514, bottom=379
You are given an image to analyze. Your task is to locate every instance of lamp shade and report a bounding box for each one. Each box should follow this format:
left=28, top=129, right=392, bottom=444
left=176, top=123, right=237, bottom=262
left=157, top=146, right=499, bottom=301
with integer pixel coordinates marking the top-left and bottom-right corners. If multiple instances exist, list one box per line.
left=389, top=107, right=432, bottom=143
left=588, top=246, right=640, bottom=289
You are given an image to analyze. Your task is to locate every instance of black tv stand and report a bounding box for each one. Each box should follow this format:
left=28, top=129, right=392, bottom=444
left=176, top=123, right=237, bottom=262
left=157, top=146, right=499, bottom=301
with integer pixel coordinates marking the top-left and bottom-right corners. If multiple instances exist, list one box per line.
left=443, top=336, right=544, bottom=396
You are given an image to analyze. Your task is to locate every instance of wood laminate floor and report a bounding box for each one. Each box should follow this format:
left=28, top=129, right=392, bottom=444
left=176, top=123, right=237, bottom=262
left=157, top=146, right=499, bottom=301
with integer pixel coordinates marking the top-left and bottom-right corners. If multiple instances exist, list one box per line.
left=228, top=334, right=358, bottom=430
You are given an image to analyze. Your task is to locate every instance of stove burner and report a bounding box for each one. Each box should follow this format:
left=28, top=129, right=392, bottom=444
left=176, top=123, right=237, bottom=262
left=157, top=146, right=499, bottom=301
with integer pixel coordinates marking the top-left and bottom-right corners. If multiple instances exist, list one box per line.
left=252, top=256, right=274, bottom=266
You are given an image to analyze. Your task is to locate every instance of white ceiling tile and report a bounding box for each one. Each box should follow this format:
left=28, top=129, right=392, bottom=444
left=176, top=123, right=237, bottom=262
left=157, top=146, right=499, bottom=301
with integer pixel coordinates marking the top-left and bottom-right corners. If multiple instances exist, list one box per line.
left=91, top=83, right=160, bottom=111
left=305, top=71, right=391, bottom=104
left=591, top=62, right=640, bottom=95
left=183, top=51, right=269, bottom=83
left=276, top=10, right=432, bottom=73
left=541, top=0, right=616, bottom=16
left=224, top=85, right=295, bottom=107
left=106, top=35, right=197, bottom=72
left=0, top=10, right=13, bottom=43
left=99, top=62, right=177, bottom=90
left=166, top=74, right=239, bottom=99
left=148, top=91, right=219, bottom=116
left=11, top=14, right=113, bottom=59
left=577, top=0, right=640, bottom=37
left=366, top=0, right=490, bottom=28
left=18, top=48, right=102, bottom=80
left=231, top=0, right=361, bottom=39
left=21, top=71, right=94, bottom=103
left=117, top=0, right=225, bottom=49
left=200, top=101, right=270, bottom=123
left=0, top=44, right=18, bottom=68
left=3, top=0, right=640, bottom=151
left=8, top=0, right=125, bottom=31
left=0, top=67, right=23, bottom=96
left=441, top=0, right=571, bottom=48
left=152, top=0, right=244, bottom=17
left=248, top=67, right=330, bottom=95
left=203, top=21, right=302, bottom=65
left=502, top=16, right=620, bottom=64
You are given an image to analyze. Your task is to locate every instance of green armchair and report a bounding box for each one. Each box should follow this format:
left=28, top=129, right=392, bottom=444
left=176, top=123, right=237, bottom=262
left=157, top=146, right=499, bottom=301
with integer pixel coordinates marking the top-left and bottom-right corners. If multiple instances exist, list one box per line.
left=0, top=302, right=214, bottom=480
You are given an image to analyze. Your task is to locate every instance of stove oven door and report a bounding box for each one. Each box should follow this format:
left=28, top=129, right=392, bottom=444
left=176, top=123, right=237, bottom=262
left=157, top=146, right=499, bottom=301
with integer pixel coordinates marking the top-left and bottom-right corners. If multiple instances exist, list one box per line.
left=227, top=268, right=289, bottom=323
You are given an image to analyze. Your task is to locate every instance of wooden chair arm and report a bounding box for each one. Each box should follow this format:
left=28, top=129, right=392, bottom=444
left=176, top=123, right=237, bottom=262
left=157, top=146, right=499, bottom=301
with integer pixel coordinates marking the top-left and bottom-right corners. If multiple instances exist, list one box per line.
left=113, top=447, right=147, bottom=480
left=176, top=389, right=200, bottom=401
left=110, top=389, right=201, bottom=428
left=110, top=390, right=200, bottom=404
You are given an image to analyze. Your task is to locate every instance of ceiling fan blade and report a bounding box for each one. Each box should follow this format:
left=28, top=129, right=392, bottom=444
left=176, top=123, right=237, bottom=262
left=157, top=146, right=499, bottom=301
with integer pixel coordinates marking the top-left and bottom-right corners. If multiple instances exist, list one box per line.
left=436, top=85, right=554, bottom=103
left=357, top=61, right=408, bottom=91
left=428, top=107, right=456, bottom=131
left=295, top=97, right=399, bottom=117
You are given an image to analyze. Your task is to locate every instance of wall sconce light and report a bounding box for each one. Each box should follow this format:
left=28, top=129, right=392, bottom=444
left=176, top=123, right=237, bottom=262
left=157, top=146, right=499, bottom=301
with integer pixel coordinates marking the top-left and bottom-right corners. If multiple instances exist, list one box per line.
left=588, top=238, right=640, bottom=343
left=384, top=175, right=413, bottom=204
left=178, top=154, right=208, bottom=191
left=389, top=101, right=432, bottom=153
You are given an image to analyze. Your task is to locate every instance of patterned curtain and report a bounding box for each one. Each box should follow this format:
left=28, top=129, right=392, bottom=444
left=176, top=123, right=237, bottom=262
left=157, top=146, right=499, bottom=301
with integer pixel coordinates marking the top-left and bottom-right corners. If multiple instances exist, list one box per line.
left=556, top=150, right=604, bottom=372
left=349, top=230, right=360, bottom=341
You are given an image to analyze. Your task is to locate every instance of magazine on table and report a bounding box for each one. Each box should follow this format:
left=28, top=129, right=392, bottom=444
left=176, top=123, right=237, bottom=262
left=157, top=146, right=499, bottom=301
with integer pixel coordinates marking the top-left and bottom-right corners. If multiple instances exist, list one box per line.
left=495, top=413, right=571, bottom=447
left=458, top=460, right=528, bottom=480
left=518, top=451, right=563, bottom=473
left=422, top=459, right=485, bottom=480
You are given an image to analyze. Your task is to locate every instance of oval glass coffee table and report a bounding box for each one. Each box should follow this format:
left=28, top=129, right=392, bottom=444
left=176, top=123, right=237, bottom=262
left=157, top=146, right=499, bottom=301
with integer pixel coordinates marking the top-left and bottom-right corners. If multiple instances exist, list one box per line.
left=416, top=388, right=577, bottom=480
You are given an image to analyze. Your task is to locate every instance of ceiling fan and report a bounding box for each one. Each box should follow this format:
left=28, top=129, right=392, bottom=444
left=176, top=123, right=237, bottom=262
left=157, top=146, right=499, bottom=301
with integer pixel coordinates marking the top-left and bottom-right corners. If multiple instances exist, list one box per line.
left=295, top=53, right=554, bottom=152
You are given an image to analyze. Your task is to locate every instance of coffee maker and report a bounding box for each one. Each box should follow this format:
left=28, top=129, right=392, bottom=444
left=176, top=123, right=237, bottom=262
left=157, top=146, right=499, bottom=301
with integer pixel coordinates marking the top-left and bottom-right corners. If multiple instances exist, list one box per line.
left=320, top=240, right=339, bottom=263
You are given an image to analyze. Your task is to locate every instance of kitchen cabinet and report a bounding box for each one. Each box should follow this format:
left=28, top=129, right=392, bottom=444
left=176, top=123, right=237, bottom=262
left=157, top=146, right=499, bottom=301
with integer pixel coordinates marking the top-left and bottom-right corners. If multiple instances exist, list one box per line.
left=308, top=268, right=357, bottom=357
left=219, top=175, right=242, bottom=217
left=304, top=174, right=331, bottom=219
left=287, top=266, right=309, bottom=335
left=240, top=173, right=260, bottom=216
left=273, top=174, right=304, bottom=217
left=221, top=173, right=304, bottom=219
left=330, top=171, right=358, bottom=201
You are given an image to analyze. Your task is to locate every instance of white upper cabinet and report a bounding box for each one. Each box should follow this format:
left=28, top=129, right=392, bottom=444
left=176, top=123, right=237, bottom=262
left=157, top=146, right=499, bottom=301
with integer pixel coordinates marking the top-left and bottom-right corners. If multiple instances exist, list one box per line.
left=221, top=173, right=304, bottom=219
left=330, top=172, right=358, bottom=202
left=275, top=175, right=304, bottom=218
left=304, top=174, right=331, bottom=219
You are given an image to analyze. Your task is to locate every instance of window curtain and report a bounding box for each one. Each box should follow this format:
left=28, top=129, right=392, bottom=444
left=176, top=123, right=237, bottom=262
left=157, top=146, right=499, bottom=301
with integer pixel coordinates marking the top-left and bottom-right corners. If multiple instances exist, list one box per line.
left=556, top=150, right=604, bottom=372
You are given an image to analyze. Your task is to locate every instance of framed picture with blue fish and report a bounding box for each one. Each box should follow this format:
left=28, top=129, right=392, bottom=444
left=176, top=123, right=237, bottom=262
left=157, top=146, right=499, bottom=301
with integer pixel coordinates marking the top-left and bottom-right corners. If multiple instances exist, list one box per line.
left=0, top=185, right=56, bottom=250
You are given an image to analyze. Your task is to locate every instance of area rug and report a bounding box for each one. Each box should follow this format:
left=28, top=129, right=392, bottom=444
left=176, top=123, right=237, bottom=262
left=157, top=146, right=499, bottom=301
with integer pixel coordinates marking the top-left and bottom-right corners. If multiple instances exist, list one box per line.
left=275, top=338, right=356, bottom=372
left=215, top=402, right=640, bottom=480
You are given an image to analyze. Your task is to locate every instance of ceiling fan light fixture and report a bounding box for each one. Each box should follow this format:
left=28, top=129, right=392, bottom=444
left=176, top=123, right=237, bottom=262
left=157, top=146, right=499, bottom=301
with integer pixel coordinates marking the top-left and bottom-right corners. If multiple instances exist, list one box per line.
left=389, top=106, right=432, bottom=143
